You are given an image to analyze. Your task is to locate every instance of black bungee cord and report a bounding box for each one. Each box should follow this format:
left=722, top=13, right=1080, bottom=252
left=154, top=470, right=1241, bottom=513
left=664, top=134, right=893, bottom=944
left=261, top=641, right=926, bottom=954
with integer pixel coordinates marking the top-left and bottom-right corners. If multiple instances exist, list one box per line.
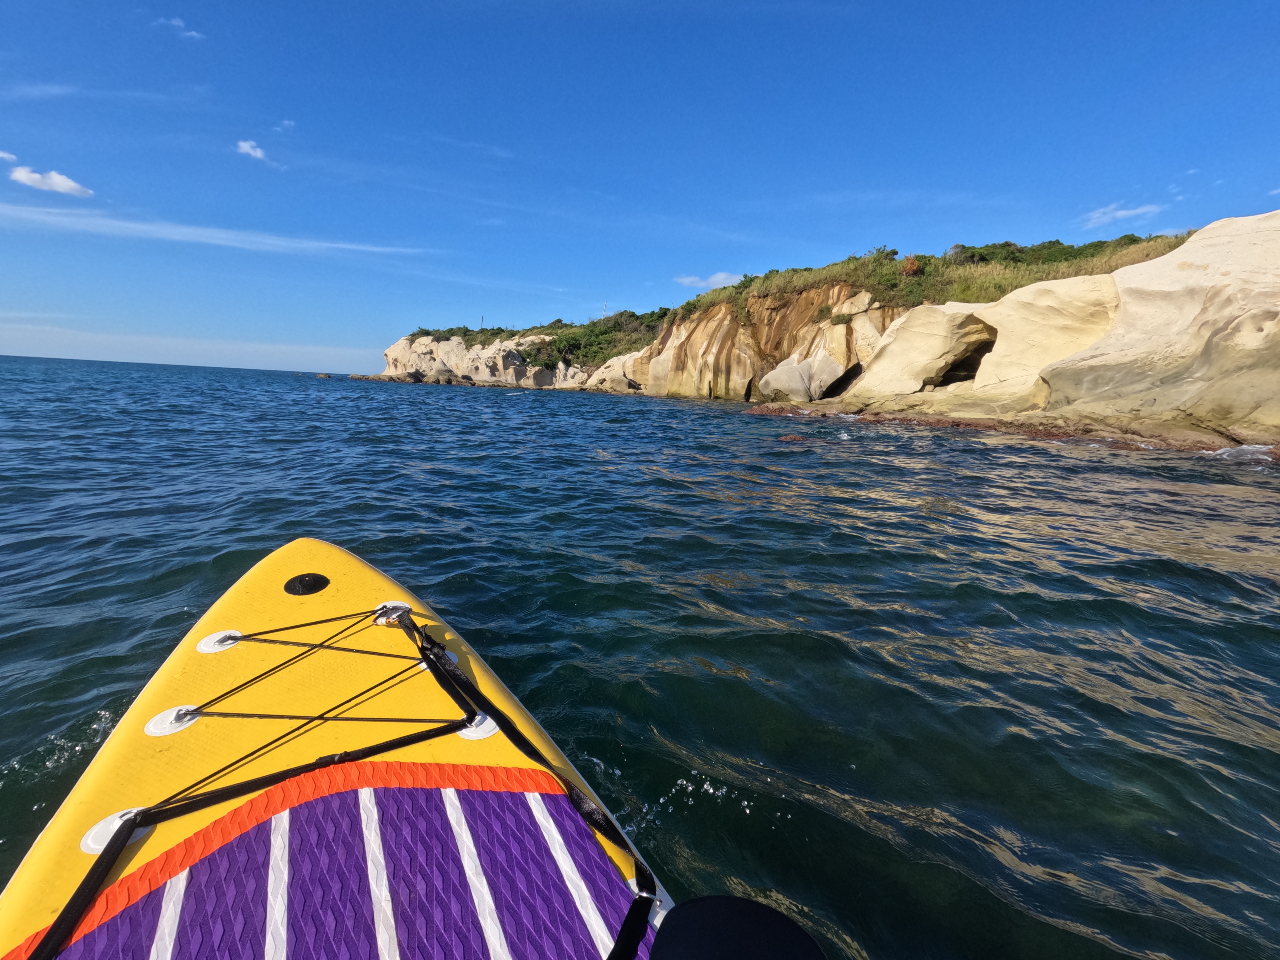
left=29, top=606, right=658, bottom=960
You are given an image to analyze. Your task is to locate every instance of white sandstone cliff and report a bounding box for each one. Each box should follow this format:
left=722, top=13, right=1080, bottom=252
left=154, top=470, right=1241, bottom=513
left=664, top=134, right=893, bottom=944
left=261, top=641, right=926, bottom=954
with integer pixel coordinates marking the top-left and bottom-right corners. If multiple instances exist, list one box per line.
left=379, top=334, right=587, bottom=390
left=821, top=208, right=1280, bottom=446
left=368, top=208, right=1279, bottom=447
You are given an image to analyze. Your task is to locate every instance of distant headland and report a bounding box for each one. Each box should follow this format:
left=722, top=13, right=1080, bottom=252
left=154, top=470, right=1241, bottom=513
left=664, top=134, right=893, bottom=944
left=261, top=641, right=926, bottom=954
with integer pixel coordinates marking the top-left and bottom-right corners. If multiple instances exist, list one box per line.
left=354, top=209, right=1280, bottom=452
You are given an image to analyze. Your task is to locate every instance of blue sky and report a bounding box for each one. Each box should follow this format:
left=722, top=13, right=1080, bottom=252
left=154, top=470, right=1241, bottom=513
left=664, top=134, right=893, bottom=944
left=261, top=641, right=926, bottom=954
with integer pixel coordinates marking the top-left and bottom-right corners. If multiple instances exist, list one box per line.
left=2, top=1, right=1279, bottom=373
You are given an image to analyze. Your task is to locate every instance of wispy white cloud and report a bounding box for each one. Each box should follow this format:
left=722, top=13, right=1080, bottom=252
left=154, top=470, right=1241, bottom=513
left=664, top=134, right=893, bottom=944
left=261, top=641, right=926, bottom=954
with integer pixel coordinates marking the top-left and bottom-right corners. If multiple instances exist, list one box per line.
left=9, top=167, right=93, bottom=197
left=274, top=120, right=295, bottom=132
left=1081, top=203, right=1166, bottom=230
left=236, top=140, right=284, bottom=170
left=0, top=83, right=78, bottom=101
left=0, top=82, right=198, bottom=105
left=0, top=202, right=422, bottom=254
left=432, top=135, right=514, bottom=159
left=674, top=271, right=742, bottom=289
left=1269, top=187, right=1280, bottom=196
left=1, top=321, right=385, bottom=374
left=153, top=17, right=205, bottom=39
left=0, top=151, right=15, bottom=162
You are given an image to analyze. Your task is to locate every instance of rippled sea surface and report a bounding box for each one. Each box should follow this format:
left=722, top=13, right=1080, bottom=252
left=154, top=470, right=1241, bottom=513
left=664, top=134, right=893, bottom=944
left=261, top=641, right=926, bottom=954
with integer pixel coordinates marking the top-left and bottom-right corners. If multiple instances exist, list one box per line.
left=2, top=354, right=1279, bottom=959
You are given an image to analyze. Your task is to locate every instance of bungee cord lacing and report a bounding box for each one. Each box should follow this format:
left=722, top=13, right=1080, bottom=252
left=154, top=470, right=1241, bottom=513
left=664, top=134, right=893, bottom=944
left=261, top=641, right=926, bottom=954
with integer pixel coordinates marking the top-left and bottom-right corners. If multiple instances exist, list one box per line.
left=30, top=605, right=657, bottom=960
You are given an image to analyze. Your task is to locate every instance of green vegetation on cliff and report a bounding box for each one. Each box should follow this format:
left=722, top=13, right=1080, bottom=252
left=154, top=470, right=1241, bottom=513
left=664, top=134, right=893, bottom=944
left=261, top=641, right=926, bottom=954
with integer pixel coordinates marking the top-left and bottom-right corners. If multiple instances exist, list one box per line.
left=520, top=308, right=670, bottom=369
left=680, top=232, right=1190, bottom=321
left=407, top=318, right=575, bottom=349
left=405, top=231, right=1189, bottom=369
left=408, top=309, right=671, bottom=370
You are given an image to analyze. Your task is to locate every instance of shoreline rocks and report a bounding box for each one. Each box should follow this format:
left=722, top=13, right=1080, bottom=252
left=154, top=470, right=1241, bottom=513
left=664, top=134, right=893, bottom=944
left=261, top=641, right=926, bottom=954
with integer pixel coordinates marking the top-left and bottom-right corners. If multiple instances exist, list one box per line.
left=362, top=208, right=1279, bottom=452
left=817, top=208, right=1280, bottom=448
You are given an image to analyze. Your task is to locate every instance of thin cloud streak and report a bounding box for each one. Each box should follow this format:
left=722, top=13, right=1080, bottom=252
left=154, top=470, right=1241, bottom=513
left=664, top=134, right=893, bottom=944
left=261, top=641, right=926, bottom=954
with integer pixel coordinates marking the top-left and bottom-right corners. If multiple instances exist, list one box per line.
left=0, top=83, right=78, bottom=101
left=0, top=82, right=203, bottom=104
left=674, top=272, right=743, bottom=289
left=1082, top=203, right=1166, bottom=229
left=432, top=135, right=514, bottom=159
left=153, top=17, right=205, bottom=39
left=0, top=204, right=423, bottom=255
left=1, top=322, right=384, bottom=374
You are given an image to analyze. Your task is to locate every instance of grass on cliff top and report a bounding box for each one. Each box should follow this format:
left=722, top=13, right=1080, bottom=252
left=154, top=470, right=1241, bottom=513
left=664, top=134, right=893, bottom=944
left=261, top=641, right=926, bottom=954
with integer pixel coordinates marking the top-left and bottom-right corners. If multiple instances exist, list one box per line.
left=678, top=231, right=1192, bottom=320
left=408, top=309, right=671, bottom=370
left=404, top=231, right=1190, bottom=370
left=406, top=318, right=574, bottom=350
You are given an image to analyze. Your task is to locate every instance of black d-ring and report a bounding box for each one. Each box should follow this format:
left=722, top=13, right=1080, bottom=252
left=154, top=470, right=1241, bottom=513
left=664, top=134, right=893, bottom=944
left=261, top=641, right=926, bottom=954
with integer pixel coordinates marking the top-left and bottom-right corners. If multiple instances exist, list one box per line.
left=283, top=573, right=330, bottom=596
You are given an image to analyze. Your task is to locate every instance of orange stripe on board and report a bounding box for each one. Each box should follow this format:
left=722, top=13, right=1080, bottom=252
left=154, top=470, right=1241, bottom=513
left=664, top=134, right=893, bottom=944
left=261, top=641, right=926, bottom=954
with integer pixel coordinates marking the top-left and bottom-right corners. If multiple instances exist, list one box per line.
left=5, top=761, right=562, bottom=960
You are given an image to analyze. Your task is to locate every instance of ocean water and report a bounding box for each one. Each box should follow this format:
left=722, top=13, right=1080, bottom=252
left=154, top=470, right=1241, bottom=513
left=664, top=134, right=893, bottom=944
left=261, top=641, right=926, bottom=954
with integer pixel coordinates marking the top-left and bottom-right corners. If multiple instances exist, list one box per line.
left=1, top=353, right=1278, bottom=960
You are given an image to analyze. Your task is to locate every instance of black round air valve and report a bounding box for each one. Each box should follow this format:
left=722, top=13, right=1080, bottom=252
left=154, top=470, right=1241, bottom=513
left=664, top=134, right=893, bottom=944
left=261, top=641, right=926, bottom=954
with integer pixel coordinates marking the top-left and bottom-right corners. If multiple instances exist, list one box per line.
left=283, top=573, right=330, bottom=596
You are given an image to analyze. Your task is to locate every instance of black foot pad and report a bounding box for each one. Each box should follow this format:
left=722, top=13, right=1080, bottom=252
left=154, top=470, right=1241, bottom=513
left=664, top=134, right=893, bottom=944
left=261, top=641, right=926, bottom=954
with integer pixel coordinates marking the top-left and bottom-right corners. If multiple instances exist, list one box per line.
left=651, top=895, right=827, bottom=960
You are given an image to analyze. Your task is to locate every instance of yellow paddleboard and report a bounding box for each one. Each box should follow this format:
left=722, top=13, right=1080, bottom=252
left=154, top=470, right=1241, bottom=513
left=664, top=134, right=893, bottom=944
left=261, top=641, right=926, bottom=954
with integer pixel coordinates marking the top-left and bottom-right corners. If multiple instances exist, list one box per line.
left=0, top=538, right=665, bottom=960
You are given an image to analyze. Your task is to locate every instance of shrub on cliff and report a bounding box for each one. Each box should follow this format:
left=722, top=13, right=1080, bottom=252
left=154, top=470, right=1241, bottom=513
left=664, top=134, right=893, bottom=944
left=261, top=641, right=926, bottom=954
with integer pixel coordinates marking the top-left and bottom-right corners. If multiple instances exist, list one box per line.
left=522, top=308, right=670, bottom=369
left=678, top=231, right=1189, bottom=322
left=407, top=318, right=575, bottom=348
left=402, top=230, right=1190, bottom=371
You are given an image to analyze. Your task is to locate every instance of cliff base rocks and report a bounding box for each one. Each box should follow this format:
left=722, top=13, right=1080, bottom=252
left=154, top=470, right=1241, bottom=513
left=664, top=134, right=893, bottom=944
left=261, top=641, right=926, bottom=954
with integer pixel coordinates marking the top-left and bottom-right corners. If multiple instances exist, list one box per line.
left=367, top=208, right=1278, bottom=452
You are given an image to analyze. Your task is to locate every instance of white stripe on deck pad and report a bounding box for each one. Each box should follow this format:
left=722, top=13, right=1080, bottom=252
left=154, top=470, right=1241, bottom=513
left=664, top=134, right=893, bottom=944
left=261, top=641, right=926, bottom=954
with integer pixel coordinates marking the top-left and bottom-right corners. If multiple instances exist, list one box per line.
left=443, top=787, right=513, bottom=960
left=359, top=788, right=402, bottom=960
left=265, top=810, right=289, bottom=960
left=526, top=791, right=614, bottom=958
left=147, top=868, right=188, bottom=960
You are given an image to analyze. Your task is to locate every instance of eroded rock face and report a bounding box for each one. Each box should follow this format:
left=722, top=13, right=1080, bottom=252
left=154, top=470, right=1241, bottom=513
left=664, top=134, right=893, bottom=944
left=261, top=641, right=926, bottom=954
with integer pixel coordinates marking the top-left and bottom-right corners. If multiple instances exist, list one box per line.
left=518, top=366, right=555, bottom=389
left=971, top=275, right=1119, bottom=400
left=585, top=351, right=643, bottom=393
left=382, top=282, right=903, bottom=401
left=843, top=303, right=995, bottom=398
left=821, top=209, right=1280, bottom=446
left=637, top=285, right=904, bottom=401
left=551, top=361, right=589, bottom=390
left=1038, top=210, right=1280, bottom=442
left=380, top=333, right=574, bottom=388
left=758, top=317, right=878, bottom=401
left=642, top=304, right=764, bottom=400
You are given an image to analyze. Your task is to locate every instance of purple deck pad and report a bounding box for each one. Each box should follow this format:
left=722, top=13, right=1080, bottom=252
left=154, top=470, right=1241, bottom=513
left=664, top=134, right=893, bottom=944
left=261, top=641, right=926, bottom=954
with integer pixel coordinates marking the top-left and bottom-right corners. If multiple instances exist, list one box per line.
left=287, top=790, right=378, bottom=960
left=543, top=793, right=654, bottom=959
left=459, top=789, right=600, bottom=960
left=374, top=787, right=490, bottom=960
left=58, top=885, right=166, bottom=960
left=59, top=784, right=654, bottom=960
left=172, top=819, right=270, bottom=960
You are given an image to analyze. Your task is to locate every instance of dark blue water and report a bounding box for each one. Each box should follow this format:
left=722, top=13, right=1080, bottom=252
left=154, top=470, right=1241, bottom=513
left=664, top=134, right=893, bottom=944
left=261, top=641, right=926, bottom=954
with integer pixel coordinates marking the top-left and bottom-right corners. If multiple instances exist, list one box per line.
left=2, top=354, right=1278, bottom=960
